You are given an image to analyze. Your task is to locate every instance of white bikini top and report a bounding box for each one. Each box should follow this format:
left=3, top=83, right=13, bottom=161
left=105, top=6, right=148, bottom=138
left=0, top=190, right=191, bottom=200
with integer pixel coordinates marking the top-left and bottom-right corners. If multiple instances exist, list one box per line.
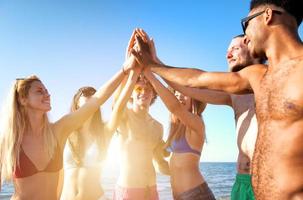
left=63, top=142, right=103, bottom=169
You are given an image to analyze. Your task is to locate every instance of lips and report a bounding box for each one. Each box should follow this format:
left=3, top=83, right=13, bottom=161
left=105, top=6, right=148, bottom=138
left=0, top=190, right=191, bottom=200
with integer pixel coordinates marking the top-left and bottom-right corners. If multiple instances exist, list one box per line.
left=43, top=100, right=50, bottom=105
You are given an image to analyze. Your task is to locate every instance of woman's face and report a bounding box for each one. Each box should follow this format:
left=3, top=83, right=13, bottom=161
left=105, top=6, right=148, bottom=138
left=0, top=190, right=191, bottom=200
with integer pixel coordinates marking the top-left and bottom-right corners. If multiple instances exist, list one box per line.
left=175, top=91, right=191, bottom=110
left=23, top=81, right=51, bottom=112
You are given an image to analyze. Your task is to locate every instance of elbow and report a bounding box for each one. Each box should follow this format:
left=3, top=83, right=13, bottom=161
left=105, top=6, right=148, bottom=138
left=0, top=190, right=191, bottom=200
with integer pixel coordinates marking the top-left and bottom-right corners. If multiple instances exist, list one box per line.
left=227, top=84, right=250, bottom=95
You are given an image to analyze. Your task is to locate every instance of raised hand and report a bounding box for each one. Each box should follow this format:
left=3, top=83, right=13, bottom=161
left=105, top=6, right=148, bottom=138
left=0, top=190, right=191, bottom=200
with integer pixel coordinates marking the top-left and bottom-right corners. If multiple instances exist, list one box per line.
left=125, top=30, right=137, bottom=60
left=148, top=38, right=163, bottom=65
left=123, top=29, right=140, bottom=73
left=131, top=34, right=155, bottom=68
left=123, top=54, right=137, bottom=74
left=136, top=28, right=163, bottom=65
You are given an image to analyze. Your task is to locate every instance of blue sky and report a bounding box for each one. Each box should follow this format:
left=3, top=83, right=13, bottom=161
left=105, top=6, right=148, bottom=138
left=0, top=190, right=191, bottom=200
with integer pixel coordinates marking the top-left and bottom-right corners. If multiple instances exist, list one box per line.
left=0, top=1, right=302, bottom=162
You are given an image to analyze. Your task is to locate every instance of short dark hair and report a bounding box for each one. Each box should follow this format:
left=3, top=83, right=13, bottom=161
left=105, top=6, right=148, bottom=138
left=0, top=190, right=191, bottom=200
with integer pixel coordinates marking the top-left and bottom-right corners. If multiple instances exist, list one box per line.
left=250, top=0, right=303, bottom=26
left=233, top=34, right=245, bottom=39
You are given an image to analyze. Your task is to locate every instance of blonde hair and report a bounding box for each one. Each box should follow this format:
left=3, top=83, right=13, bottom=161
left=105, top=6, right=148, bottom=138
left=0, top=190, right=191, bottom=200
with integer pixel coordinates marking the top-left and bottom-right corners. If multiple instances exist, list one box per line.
left=68, top=86, right=107, bottom=166
left=1, top=75, right=57, bottom=182
left=165, top=88, right=206, bottom=150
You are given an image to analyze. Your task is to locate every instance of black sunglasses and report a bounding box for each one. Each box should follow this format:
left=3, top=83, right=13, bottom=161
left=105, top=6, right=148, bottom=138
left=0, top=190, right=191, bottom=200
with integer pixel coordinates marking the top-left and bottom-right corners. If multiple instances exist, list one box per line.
left=241, top=10, right=282, bottom=33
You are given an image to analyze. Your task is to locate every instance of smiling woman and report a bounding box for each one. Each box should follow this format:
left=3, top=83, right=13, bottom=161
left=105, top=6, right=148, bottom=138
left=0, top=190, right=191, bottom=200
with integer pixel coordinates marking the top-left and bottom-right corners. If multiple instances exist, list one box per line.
left=0, top=60, right=130, bottom=200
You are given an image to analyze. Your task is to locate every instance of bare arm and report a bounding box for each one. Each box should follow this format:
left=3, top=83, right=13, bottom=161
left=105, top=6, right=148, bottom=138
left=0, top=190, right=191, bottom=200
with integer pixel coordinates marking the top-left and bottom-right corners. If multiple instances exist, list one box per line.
left=165, top=80, right=232, bottom=106
left=153, top=139, right=170, bottom=176
left=149, top=64, right=252, bottom=94
left=54, top=68, right=126, bottom=144
left=105, top=68, right=141, bottom=138
left=143, top=68, right=204, bottom=135
left=132, top=34, right=254, bottom=95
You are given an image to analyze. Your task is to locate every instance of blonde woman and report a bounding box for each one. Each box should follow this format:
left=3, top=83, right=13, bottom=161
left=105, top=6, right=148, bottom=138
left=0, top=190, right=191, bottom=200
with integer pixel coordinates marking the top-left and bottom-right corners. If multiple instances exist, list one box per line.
left=61, top=82, right=137, bottom=200
left=143, top=67, right=215, bottom=200
left=0, top=59, right=134, bottom=199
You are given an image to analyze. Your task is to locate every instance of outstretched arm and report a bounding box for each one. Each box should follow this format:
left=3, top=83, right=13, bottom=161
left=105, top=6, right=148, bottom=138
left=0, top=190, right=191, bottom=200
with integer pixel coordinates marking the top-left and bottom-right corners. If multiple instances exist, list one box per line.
left=132, top=34, right=256, bottom=95
left=165, top=80, right=232, bottom=106
left=105, top=67, right=141, bottom=138
left=55, top=68, right=127, bottom=144
left=143, top=68, right=204, bottom=135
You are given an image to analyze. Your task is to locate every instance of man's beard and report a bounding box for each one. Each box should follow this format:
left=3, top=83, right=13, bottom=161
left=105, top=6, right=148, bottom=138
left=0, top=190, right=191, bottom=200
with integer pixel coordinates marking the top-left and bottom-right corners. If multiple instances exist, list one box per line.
left=231, top=64, right=248, bottom=72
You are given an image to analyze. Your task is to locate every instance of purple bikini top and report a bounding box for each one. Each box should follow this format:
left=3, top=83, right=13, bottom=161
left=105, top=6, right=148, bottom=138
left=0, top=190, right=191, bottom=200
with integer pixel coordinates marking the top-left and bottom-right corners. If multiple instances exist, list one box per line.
left=168, top=136, right=201, bottom=156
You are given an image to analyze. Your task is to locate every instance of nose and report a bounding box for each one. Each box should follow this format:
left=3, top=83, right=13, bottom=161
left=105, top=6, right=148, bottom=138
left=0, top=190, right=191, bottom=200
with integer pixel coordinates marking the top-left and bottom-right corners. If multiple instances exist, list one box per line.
left=45, top=91, right=50, bottom=98
left=226, top=51, right=233, bottom=59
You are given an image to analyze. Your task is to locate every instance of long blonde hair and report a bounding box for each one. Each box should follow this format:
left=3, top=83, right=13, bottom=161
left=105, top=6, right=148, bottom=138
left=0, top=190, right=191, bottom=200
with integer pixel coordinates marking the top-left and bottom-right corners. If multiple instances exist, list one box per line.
left=0, top=75, right=57, bottom=182
left=165, top=88, right=206, bottom=149
left=68, top=87, right=107, bottom=166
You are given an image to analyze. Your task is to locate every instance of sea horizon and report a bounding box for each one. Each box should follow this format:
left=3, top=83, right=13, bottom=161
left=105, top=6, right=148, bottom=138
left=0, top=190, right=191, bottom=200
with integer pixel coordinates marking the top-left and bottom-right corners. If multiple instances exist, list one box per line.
left=1, top=162, right=236, bottom=200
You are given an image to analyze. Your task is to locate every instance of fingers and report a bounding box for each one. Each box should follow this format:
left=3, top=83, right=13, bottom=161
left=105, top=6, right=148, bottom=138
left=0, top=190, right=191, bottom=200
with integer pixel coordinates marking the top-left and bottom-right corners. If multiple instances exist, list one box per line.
left=130, top=48, right=143, bottom=66
left=137, top=28, right=150, bottom=43
left=149, top=38, right=156, bottom=54
left=126, top=29, right=137, bottom=59
left=135, top=34, right=145, bottom=52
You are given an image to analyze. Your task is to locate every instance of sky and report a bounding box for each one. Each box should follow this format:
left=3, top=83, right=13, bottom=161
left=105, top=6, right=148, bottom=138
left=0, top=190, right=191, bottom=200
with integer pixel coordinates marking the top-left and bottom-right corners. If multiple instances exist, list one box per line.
left=0, top=0, right=302, bottom=162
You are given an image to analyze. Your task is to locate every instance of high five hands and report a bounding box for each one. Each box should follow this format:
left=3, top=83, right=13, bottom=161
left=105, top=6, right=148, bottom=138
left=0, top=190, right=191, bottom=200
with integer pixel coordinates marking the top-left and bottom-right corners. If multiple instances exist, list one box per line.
left=123, top=28, right=163, bottom=74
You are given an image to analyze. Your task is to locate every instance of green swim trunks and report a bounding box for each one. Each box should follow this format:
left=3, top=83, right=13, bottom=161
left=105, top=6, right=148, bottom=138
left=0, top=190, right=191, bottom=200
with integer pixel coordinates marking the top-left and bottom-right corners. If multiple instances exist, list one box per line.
left=231, top=174, right=255, bottom=200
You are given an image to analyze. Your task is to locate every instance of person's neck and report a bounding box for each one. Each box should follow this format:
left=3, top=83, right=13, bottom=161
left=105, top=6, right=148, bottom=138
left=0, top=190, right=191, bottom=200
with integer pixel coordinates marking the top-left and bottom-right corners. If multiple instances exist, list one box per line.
left=132, top=104, right=149, bottom=117
left=26, top=109, right=45, bottom=137
left=265, top=28, right=303, bottom=68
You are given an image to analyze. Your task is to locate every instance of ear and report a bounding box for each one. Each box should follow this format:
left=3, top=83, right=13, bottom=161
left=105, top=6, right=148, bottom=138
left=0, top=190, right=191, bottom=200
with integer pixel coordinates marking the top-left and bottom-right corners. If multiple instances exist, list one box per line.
left=18, top=96, right=27, bottom=106
left=264, top=8, right=274, bottom=26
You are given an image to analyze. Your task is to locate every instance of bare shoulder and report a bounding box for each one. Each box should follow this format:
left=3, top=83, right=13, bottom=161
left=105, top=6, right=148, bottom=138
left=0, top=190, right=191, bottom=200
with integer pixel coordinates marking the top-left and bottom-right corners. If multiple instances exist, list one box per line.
left=239, top=64, right=267, bottom=77
left=239, top=64, right=268, bottom=89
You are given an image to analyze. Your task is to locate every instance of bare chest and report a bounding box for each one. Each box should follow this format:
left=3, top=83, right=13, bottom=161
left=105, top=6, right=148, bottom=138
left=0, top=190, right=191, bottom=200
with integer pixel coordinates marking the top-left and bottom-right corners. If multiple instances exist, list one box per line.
left=255, top=65, right=303, bottom=122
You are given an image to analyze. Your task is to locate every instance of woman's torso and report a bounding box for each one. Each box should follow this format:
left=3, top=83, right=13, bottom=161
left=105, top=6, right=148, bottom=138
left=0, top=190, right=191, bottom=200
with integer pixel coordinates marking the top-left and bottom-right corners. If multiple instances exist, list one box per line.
left=61, top=139, right=105, bottom=200
left=169, top=128, right=205, bottom=195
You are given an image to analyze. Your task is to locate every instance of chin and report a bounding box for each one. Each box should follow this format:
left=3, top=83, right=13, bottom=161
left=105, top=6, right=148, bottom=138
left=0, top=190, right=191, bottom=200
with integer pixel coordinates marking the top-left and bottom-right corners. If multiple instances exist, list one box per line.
left=42, top=106, right=51, bottom=112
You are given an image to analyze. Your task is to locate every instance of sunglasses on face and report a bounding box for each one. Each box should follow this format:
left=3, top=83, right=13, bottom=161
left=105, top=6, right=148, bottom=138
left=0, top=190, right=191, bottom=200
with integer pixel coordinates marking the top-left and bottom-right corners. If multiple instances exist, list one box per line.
left=134, top=85, right=153, bottom=94
left=241, top=9, right=282, bottom=34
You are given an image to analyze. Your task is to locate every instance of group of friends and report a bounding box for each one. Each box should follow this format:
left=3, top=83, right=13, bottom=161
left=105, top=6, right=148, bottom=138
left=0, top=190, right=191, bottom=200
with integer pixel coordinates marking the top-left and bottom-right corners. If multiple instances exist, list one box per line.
left=0, top=0, right=303, bottom=200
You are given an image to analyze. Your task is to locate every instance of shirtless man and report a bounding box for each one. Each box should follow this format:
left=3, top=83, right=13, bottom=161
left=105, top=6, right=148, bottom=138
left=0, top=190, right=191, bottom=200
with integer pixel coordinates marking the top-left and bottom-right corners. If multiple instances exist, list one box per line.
left=162, top=35, right=262, bottom=200
left=131, top=0, right=303, bottom=198
left=113, top=67, right=169, bottom=200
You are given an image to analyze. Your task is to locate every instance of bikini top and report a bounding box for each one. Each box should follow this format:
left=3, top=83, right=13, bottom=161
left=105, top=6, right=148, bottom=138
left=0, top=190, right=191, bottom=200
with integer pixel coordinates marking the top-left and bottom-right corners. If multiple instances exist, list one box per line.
left=63, top=142, right=103, bottom=169
left=13, top=144, right=63, bottom=178
left=168, top=136, right=201, bottom=156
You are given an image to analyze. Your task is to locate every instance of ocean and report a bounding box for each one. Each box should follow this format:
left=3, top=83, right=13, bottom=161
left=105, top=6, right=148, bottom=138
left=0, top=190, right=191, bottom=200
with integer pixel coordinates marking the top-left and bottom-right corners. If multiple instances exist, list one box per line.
left=0, top=162, right=236, bottom=200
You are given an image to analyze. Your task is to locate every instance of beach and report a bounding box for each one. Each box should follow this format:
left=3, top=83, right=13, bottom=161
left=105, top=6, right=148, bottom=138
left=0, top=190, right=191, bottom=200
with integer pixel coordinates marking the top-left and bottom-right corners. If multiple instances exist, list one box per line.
left=0, top=162, right=235, bottom=200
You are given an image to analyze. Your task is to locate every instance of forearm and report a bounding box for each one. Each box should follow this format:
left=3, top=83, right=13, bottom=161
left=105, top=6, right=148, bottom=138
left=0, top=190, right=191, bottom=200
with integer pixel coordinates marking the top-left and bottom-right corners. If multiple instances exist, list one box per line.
left=56, top=69, right=126, bottom=138
left=166, top=80, right=232, bottom=106
left=106, top=68, right=140, bottom=133
left=151, top=64, right=251, bottom=94
left=150, top=64, right=205, bottom=88
left=94, top=69, right=125, bottom=105
left=144, top=70, right=181, bottom=114
left=112, top=75, right=128, bottom=108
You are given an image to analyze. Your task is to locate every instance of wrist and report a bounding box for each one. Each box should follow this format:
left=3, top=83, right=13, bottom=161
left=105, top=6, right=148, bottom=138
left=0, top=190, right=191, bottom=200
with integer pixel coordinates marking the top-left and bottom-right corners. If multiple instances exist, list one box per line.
left=122, top=67, right=129, bottom=75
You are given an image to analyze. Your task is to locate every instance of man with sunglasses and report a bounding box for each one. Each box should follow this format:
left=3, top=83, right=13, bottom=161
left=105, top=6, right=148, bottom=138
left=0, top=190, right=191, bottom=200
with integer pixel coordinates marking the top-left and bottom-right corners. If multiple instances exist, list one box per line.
left=114, top=72, right=170, bottom=200
left=131, top=0, right=303, bottom=199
